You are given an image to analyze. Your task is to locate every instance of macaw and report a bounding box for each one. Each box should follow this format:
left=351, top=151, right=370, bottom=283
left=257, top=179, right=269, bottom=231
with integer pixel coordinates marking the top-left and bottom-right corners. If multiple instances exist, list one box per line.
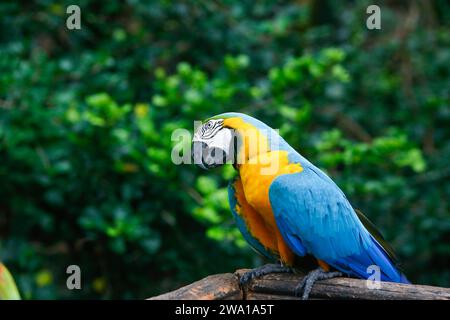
left=192, top=112, right=409, bottom=299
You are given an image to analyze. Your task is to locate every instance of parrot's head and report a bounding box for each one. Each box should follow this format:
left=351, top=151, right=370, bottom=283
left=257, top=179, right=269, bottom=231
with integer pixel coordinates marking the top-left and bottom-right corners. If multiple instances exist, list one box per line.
left=192, top=118, right=235, bottom=170
left=192, top=112, right=288, bottom=171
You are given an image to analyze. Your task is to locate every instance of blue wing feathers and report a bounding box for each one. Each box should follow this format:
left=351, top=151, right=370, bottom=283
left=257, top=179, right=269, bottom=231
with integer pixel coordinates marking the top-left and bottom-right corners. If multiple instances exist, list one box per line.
left=275, top=215, right=308, bottom=256
left=269, top=167, right=409, bottom=284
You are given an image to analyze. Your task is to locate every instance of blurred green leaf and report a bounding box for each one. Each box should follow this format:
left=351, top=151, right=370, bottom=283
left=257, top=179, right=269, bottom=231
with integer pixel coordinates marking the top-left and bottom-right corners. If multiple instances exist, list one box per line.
left=0, top=264, right=21, bottom=300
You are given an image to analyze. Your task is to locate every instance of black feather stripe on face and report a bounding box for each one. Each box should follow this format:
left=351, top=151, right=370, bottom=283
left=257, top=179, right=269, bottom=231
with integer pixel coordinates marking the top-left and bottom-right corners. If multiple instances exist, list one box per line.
left=201, top=120, right=223, bottom=139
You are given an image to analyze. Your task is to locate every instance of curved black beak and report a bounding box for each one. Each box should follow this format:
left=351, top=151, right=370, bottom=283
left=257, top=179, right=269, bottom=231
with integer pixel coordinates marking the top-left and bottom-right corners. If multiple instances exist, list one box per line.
left=192, top=141, right=227, bottom=170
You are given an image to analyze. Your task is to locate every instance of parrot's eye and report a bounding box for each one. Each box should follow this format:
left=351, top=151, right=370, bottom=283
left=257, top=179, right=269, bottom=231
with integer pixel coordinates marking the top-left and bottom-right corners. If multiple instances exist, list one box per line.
left=192, top=118, right=231, bottom=170
left=198, top=119, right=224, bottom=140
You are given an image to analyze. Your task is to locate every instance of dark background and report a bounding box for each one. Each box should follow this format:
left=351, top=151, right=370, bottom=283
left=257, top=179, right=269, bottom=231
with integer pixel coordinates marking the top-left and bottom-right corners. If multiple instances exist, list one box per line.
left=0, top=0, right=449, bottom=299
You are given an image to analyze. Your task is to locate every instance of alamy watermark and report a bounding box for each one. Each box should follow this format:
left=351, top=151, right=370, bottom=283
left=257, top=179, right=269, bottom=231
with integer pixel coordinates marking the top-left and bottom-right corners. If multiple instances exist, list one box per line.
left=66, top=5, right=81, bottom=30
left=66, top=265, right=81, bottom=290
left=64, top=5, right=381, bottom=32
left=366, top=5, right=381, bottom=30
left=366, top=265, right=382, bottom=289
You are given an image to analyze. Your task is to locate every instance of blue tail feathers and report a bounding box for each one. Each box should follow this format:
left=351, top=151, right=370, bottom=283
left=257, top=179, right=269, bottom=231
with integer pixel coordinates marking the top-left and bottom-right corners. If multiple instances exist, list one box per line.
left=330, top=236, right=410, bottom=284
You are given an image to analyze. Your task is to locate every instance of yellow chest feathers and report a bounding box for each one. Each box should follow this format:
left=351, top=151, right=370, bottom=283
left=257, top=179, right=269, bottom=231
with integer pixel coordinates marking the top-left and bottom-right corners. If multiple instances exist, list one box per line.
left=222, top=117, right=303, bottom=264
left=239, top=151, right=303, bottom=226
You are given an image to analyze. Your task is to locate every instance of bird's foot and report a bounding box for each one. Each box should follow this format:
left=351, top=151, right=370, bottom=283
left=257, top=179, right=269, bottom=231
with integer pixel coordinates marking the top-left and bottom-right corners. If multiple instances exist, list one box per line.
left=239, top=263, right=293, bottom=288
left=295, top=267, right=343, bottom=300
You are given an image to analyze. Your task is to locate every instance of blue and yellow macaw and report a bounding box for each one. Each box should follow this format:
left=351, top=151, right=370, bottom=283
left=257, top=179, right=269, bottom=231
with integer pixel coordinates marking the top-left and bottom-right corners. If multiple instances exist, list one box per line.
left=192, top=113, right=409, bottom=299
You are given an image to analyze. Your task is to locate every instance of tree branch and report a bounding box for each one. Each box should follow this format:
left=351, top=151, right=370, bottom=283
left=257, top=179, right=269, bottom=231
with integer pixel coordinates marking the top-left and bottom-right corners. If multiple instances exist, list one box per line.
left=149, top=268, right=450, bottom=300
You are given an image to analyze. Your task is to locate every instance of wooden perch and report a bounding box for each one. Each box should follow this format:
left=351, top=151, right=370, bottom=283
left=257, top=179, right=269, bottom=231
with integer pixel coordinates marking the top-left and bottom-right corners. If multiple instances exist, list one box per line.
left=149, top=268, right=450, bottom=300
left=149, top=273, right=242, bottom=300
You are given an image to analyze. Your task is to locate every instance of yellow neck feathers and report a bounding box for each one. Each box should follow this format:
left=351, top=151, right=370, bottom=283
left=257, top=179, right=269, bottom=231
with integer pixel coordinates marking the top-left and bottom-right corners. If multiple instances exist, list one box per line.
left=223, top=117, right=269, bottom=164
left=224, top=117, right=303, bottom=265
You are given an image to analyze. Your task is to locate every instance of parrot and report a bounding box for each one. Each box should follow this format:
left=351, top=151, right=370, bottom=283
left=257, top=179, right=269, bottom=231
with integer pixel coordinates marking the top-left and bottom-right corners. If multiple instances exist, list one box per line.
left=191, top=112, right=410, bottom=299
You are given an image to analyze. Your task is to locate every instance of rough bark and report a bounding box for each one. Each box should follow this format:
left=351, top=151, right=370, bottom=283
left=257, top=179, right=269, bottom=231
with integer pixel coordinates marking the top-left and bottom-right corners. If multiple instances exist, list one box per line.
left=148, top=268, right=450, bottom=300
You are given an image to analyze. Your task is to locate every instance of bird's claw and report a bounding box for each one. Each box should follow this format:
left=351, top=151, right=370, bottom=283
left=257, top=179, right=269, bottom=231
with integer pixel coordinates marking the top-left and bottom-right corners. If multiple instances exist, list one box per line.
left=294, top=267, right=343, bottom=300
left=239, top=263, right=293, bottom=288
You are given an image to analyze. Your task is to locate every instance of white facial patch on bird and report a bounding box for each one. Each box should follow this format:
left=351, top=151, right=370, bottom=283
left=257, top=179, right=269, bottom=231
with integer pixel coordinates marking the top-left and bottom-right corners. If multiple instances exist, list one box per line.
left=192, top=119, right=235, bottom=169
left=193, top=119, right=225, bottom=143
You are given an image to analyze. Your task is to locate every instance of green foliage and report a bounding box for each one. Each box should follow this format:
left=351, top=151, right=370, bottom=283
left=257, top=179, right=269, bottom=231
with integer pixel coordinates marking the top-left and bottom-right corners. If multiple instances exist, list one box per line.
left=0, top=263, right=21, bottom=300
left=1, top=0, right=449, bottom=299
